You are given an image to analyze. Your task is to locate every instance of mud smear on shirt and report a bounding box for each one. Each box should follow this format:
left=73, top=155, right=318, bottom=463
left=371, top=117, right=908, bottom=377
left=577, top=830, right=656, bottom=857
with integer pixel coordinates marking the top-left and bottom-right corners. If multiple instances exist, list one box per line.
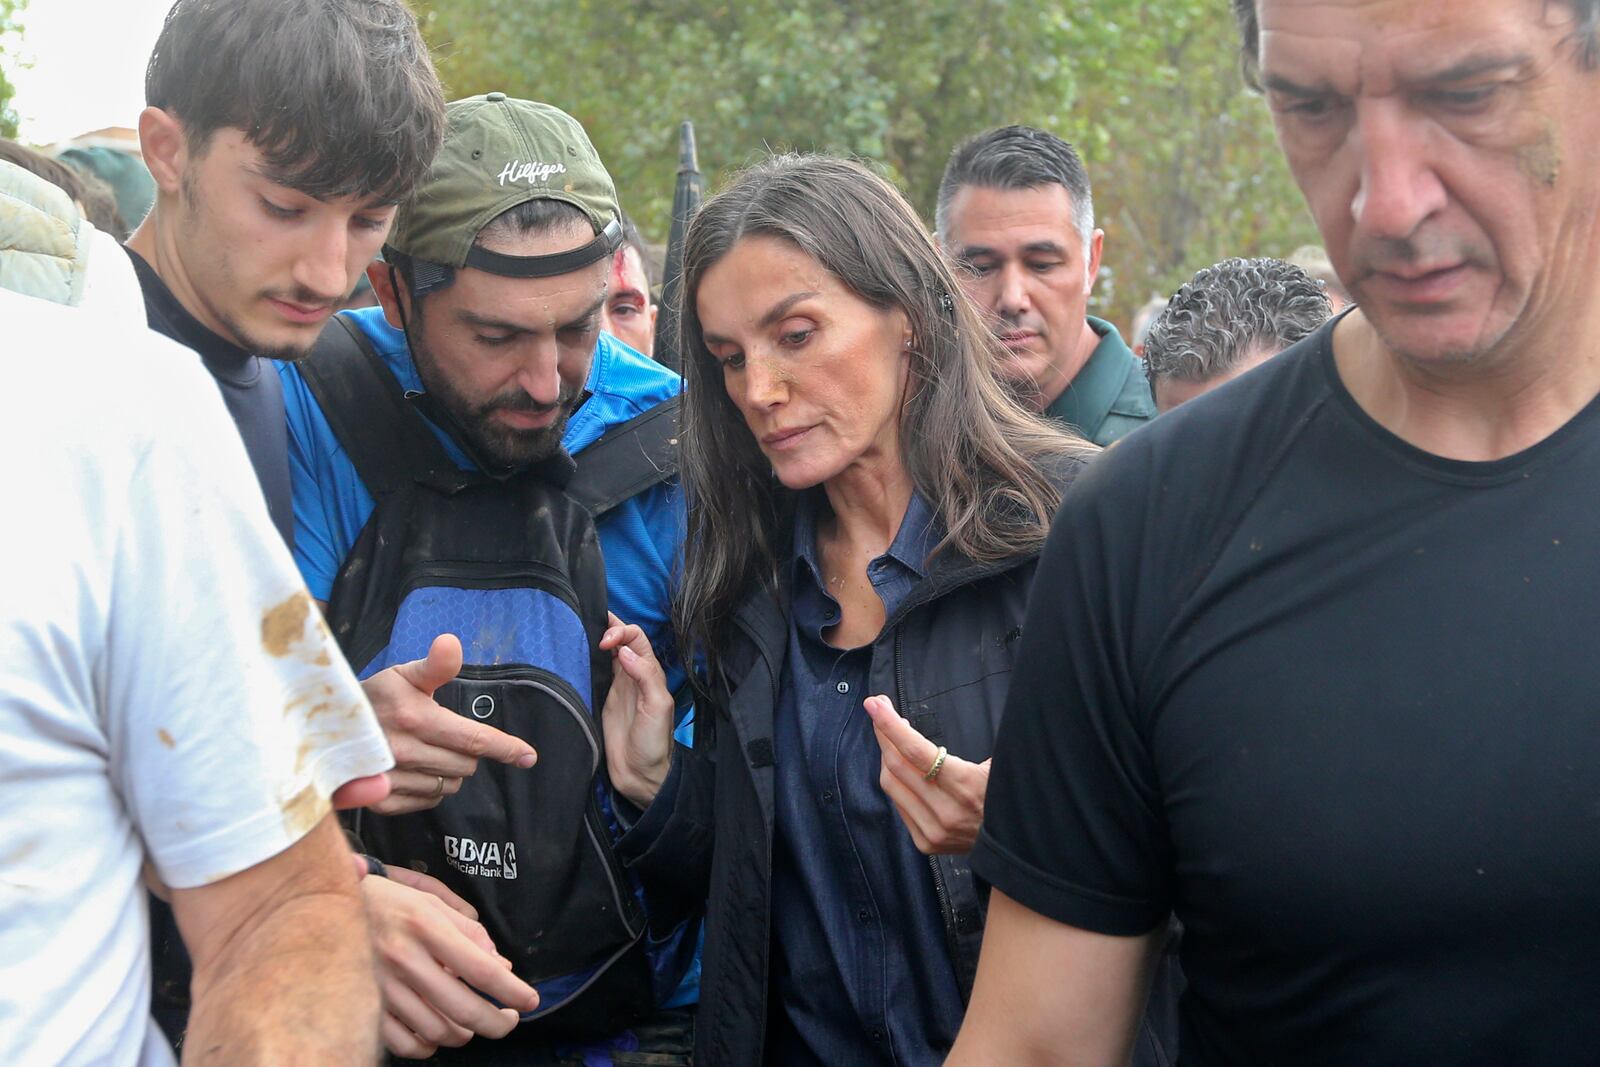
left=262, top=592, right=312, bottom=657
left=281, top=782, right=329, bottom=838
left=157, top=728, right=176, bottom=749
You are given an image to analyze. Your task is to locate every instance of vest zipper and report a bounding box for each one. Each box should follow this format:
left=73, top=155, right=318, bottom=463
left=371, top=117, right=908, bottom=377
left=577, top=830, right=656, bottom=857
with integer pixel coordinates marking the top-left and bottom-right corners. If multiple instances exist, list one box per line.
left=898, top=624, right=964, bottom=994
left=730, top=609, right=781, bottom=1060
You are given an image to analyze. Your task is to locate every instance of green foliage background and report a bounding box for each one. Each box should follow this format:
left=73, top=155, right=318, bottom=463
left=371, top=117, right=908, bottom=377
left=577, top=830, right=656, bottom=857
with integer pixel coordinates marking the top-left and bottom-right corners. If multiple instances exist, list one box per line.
left=418, top=0, right=1320, bottom=330
left=0, top=0, right=27, bottom=140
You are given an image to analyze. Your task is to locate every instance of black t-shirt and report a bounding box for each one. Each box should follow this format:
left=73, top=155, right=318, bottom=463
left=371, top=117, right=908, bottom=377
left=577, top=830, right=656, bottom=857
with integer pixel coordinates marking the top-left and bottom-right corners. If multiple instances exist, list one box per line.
left=126, top=247, right=294, bottom=547
left=974, top=321, right=1600, bottom=1065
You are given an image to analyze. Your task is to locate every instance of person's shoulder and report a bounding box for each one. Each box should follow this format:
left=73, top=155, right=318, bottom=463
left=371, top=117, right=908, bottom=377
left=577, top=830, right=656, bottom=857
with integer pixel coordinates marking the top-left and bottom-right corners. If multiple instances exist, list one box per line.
left=590, top=333, right=683, bottom=416
left=1033, top=446, right=1096, bottom=496
left=280, top=307, right=412, bottom=417
left=1113, top=325, right=1328, bottom=464
left=1066, top=324, right=1335, bottom=528
left=0, top=161, right=92, bottom=306
left=1108, top=354, right=1160, bottom=424
left=6, top=290, right=214, bottom=420
left=339, top=304, right=407, bottom=354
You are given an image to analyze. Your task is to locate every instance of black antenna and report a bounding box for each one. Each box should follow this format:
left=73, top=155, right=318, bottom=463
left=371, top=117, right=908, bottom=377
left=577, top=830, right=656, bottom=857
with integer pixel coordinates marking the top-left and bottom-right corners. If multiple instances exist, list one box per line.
left=653, top=120, right=704, bottom=374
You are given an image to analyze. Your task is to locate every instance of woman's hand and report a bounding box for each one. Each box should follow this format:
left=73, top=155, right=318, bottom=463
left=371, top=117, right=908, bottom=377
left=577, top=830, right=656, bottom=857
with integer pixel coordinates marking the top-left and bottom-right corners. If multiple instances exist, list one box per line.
left=600, top=613, right=677, bottom=809
left=865, top=694, right=990, bottom=855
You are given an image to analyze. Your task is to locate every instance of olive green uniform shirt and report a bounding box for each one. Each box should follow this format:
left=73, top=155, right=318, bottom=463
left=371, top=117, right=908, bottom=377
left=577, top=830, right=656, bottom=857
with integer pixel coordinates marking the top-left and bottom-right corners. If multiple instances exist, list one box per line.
left=1044, top=316, right=1158, bottom=446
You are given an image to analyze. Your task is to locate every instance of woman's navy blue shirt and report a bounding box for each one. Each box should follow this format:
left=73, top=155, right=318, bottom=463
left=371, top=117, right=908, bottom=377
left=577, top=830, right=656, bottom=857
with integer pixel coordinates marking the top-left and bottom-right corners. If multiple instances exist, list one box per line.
left=766, top=490, right=966, bottom=1066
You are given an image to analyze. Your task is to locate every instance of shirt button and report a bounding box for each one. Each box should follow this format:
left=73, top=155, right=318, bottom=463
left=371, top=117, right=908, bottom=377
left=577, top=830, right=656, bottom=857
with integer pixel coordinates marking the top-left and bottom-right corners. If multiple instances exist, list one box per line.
left=822, top=790, right=834, bottom=803
left=836, top=681, right=850, bottom=694
left=871, top=1028, right=886, bottom=1043
left=857, top=908, right=871, bottom=924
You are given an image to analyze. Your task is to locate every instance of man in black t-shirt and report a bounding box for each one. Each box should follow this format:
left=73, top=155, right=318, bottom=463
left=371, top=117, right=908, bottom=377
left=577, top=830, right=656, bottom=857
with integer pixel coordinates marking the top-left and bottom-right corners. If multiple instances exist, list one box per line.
left=950, top=2, right=1600, bottom=1065
left=121, top=0, right=460, bottom=1052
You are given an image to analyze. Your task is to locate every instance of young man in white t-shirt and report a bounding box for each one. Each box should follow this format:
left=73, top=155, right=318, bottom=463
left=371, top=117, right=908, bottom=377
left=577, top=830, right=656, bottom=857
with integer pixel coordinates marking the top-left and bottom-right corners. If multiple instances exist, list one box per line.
left=0, top=289, right=396, bottom=1066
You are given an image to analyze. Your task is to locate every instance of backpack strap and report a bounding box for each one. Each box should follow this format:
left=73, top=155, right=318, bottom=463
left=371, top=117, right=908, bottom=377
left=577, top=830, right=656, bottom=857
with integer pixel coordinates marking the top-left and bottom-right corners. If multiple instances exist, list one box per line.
left=300, top=315, right=472, bottom=497
left=567, top=394, right=681, bottom=519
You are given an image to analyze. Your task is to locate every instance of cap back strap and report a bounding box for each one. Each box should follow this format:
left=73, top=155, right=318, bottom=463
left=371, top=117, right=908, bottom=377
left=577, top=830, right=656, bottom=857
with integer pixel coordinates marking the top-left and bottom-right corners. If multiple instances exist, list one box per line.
left=462, top=217, right=623, bottom=279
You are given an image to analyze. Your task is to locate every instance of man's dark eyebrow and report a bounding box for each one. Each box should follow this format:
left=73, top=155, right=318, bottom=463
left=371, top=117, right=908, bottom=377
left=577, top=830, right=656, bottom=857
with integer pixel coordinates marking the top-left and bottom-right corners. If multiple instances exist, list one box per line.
left=702, top=290, right=820, bottom=347
left=243, top=162, right=396, bottom=209
left=455, top=309, right=528, bottom=333
left=563, top=292, right=608, bottom=331
left=455, top=293, right=608, bottom=335
left=954, top=242, right=1063, bottom=260
left=1262, top=73, right=1335, bottom=98
left=1410, top=53, right=1532, bottom=86
left=245, top=160, right=298, bottom=187
left=1264, top=53, right=1532, bottom=98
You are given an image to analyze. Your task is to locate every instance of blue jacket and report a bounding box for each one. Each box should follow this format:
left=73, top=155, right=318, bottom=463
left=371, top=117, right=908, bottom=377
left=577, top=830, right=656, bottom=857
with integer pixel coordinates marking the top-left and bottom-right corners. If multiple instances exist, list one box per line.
left=279, top=307, right=700, bottom=1009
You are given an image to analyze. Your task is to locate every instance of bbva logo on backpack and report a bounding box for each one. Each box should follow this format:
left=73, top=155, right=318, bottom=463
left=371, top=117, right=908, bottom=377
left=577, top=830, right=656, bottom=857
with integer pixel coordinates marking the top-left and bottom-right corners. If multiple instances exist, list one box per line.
left=444, top=835, right=518, bottom=880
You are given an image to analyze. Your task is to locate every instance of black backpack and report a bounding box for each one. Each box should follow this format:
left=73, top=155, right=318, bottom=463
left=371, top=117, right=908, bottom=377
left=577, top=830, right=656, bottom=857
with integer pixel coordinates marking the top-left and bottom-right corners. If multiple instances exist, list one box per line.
left=300, top=316, right=682, bottom=1039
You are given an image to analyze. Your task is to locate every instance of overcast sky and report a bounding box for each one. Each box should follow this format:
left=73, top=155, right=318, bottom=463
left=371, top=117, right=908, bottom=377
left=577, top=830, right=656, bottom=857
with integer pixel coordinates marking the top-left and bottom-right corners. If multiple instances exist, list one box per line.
left=11, top=0, right=173, bottom=145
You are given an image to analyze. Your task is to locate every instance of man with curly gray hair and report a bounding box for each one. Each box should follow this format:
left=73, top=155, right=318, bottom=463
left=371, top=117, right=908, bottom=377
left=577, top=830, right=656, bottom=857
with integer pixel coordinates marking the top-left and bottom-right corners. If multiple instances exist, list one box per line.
left=1143, top=257, right=1333, bottom=412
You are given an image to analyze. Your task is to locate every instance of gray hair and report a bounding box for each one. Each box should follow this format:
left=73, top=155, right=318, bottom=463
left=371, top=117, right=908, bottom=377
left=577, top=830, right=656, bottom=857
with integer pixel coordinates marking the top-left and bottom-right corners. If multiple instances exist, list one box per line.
left=935, top=125, right=1094, bottom=251
left=1131, top=296, right=1169, bottom=350
left=1230, top=0, right=1600, bottom=86
left=1144, top=257, right=1332, bottom=384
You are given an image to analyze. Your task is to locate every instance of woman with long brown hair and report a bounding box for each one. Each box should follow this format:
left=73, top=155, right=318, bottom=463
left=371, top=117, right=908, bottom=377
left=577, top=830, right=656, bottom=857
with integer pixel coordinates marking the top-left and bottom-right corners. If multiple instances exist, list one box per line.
left=598, top=154, right=1122, bottom=1065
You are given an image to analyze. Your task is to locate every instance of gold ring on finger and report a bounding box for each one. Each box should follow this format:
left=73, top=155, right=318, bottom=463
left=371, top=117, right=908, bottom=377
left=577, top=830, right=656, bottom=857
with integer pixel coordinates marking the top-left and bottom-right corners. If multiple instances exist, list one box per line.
left=924, top=746, right=948, bottom=783
left=432, top=774, right=446, bottom=798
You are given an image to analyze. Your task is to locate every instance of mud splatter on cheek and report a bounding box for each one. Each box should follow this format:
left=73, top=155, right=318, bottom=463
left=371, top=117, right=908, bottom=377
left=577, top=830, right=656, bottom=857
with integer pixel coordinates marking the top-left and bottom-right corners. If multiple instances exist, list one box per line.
left=1518, top=122, right=1561, bottom=188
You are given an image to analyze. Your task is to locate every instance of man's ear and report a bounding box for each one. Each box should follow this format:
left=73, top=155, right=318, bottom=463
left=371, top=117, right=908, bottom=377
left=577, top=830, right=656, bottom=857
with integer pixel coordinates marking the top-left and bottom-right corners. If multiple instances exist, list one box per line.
left=1085, top=228, right=1106, bottom=294
left=138, top=107, right=187, bottom=196
left=368, top=261, right=409, bottom=333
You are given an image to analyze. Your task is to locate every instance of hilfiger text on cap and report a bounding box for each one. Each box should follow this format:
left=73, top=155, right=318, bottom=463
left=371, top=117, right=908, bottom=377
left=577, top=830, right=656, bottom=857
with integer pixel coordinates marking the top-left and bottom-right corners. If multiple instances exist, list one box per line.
left=497, top=159, right=569, bottom=186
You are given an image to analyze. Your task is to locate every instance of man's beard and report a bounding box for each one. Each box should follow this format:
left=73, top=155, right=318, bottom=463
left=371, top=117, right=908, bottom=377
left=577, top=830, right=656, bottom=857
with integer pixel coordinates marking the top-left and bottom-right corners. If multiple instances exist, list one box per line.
left=411, top=335, right=576, bottom=468
left=218, top=296, right=333, bottom=363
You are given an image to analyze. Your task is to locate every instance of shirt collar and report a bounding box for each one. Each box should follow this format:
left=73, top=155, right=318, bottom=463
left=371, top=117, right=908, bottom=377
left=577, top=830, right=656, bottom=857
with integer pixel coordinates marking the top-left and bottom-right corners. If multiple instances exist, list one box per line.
left=792, top=487, right=940, bottom=585
left=1045, top=315, right=1137, bottom=439
left=126, top=246, right=259, bottom=383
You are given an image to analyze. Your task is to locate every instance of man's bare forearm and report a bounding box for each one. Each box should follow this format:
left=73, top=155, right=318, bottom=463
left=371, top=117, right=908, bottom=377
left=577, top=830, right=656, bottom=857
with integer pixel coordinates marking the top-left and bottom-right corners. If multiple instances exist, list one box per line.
left=175, top=817, right=382, bottom=1066
left=183, top=885, right=380, bottom=1065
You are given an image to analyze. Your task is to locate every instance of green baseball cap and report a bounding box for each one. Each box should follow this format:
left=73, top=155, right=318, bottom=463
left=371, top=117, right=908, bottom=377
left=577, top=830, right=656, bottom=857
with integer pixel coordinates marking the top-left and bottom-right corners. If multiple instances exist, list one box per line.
left=387, top=93, right=621, bottom=286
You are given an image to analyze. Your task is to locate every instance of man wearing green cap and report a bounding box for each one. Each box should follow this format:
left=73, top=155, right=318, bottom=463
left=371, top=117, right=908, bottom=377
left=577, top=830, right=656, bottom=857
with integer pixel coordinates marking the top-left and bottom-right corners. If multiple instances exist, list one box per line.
left=280, top=93, right=696, bottom=1065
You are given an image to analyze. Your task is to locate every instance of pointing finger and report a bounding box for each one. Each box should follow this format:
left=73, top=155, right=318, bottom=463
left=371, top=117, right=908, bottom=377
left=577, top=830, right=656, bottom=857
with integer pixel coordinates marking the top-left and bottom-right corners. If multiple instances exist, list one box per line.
left=418, top=712, right=537, bottom=769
